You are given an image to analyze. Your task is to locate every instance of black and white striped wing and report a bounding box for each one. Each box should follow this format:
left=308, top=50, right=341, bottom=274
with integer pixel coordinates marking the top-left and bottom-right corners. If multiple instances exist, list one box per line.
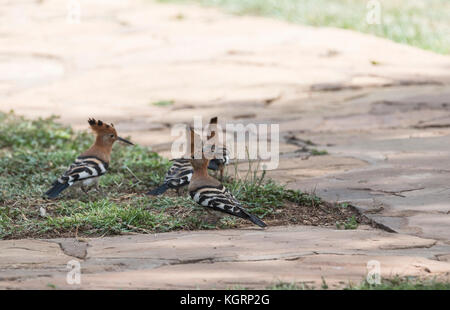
left=189, top=184, right=266, bottom=227
left=165, top=158, right=193, bottom=188
left=58, top=156, right=109, bottom=186
left=45, top=156, right=109, bottom=198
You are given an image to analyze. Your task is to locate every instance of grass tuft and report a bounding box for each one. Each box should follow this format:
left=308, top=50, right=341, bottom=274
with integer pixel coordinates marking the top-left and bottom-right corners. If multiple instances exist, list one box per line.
left=151, top=100, right=175, bottom=107
left=346, top=276, right=450, bottom=290
left=264, top=277, right=450, bottom=290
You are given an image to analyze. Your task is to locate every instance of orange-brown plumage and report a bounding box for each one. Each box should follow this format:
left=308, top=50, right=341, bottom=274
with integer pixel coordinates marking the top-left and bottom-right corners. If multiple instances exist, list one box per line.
left=81, top=118, right=131, bottom=163
left=189, top=128, right=212, bottom=184
left=190, top=157, right=213, bottom=181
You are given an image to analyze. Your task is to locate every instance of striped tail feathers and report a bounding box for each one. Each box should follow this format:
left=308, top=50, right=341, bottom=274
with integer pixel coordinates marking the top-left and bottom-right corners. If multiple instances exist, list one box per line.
left=44, top=181, right=70, bottom=199
left=190, top=184, right=267, bottom=228
left=218, top=198, right=267, bottom=228
left=239, top=208, right=267, bottom=228
left=223, top=190, right=267, bottom=228
left=146, top=183, right=169, bottom=196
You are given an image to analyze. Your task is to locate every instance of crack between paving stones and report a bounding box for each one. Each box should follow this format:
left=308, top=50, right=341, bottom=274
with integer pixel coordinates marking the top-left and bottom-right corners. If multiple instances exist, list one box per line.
left=285, top=252, right=367, bottom=261
left=154, top=252, right=371, bottom=267
left=413, top=124, right=450, bottom=129
left=98, top=252, right=377, bottom=271
left=0, top=273, right=53, bottom=282
left=347, top=204, right=397, bottom=233
left=3, top=247, right=49, bottom=253
left=434, top=254, right=450, bottom=262
left=380, top=240, right=438, bottom=250
left=383, top=210, right=449, bottom=217
left=347, top=187, right=425, bottom=198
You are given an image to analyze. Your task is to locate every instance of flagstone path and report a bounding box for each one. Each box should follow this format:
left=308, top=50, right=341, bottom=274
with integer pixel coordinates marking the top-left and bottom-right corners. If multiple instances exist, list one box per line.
left=0, top=0, right=449, bottom=289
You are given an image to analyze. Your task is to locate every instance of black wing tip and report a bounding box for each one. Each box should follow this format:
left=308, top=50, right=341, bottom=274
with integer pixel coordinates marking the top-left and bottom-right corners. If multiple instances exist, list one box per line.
left=244, top=212, right=267, bottom=228
left=146, top=184, right=169, bottom=196
left=252, top=217, right=267, bottom=228
left=44, top=182, right=69, bottom=199
left=43, top=193, right=58, bottom=200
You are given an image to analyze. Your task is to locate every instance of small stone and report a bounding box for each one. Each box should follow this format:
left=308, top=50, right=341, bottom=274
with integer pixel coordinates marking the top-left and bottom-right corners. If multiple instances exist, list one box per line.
left=39, top=207, right=46, bottom=217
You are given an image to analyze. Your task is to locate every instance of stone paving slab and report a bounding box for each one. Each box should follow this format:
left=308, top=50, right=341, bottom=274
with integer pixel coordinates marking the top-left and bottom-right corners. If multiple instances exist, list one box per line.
left=1, top=0, right=450, bottom=288
left=1, top=226, right=449, bottom=289
left=279, top=126, right=450, bottom=241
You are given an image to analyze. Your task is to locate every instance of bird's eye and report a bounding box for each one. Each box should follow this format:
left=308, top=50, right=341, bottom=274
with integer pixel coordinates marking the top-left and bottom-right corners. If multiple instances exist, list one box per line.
left=110, top=134, right=115, bottom=138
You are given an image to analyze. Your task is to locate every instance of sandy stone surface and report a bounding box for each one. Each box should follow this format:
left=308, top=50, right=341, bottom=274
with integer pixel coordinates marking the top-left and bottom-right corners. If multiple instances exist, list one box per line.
left=0, top=0, right=449, bottom=289
left=1, top=226, right=450, bottom=289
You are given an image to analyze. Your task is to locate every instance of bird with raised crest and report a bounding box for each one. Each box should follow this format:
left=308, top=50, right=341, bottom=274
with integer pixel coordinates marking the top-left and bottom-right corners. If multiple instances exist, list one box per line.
left=146, top=116, right=229, bottom=196
left=44, top=118, right=134, bottom=199
left=188, top=128, right=266, bottom=228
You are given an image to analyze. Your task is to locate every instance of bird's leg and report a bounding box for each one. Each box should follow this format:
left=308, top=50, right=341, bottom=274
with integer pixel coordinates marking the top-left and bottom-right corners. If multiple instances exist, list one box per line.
left=81, top=185, right=89, bottom=195
left=219, top=165, right=224, bottom=181
left=94, top=179, right=104, bottom=195
left=176, top=187, right=183, bottom=196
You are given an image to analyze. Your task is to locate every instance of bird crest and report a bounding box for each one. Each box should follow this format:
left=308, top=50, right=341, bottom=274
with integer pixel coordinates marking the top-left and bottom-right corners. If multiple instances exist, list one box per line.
left=207, top=116, right=218, bottom=140
left=88, top=118, right=117, bottom=135
left=189, top=126, right=201, bottom=157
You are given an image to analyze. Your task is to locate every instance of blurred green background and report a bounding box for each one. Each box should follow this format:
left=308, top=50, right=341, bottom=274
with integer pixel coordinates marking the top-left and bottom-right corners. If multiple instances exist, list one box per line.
left=159, top=0, right=450, bottom=54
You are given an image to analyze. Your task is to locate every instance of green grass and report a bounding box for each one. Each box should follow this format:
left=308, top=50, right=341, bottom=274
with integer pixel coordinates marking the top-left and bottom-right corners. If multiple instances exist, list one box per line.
left=336, top=215, right=359, bottom=230
left=310, top=149, right=328, bottom=156
left=346, top=277, right=450, bottom=290
left=158, top=0, right=450, bottom=54
left=151, top=100, right=175, bottom=107
left=267, top=282, right=314, bottom=290
left=0, top=111, right=329, bottom=239
left=263, top=277, right=450, bottom=290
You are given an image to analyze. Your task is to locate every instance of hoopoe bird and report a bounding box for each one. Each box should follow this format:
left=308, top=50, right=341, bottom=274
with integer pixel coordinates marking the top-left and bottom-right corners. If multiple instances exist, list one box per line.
left=44, top=118, right=134, bottom=198
left=188, top=128, right=267, bottom=228
left=146, top=116, right=229, bottom=196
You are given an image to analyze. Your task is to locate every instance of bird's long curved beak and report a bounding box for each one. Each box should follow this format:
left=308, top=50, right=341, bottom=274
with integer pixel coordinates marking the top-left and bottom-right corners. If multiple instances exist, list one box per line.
left=117, top=136, right=134, bottom=145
